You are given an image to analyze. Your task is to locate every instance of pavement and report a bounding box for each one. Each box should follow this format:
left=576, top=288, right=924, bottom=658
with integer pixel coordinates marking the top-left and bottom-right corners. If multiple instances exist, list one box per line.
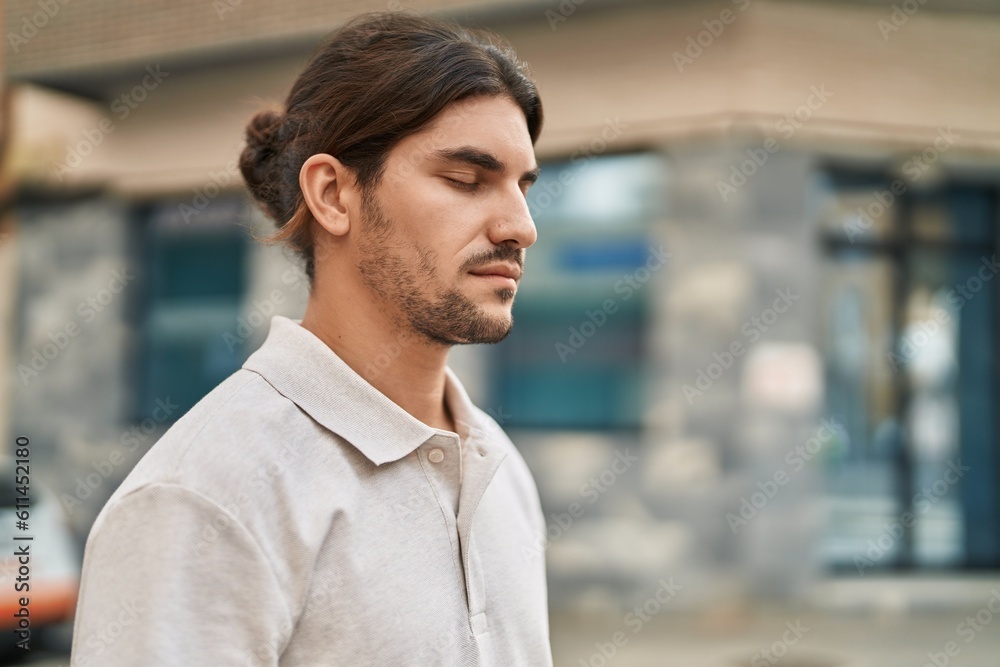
left=550, top=605, right=1000, bottom=667
left=6, top=603, right=1000, bottom=666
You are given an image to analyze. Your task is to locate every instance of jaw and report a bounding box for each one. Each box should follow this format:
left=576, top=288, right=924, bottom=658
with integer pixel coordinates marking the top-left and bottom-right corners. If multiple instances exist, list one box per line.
left=413, top=284, right=516, bottom=346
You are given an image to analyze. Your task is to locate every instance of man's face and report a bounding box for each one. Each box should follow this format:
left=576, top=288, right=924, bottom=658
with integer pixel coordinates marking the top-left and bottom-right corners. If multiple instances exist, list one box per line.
left=354, top=94, right=539, bottom=346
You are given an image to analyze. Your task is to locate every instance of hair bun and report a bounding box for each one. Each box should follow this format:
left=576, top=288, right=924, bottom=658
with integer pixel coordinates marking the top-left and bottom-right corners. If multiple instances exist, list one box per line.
left=239, top=109, right=294, bottom=223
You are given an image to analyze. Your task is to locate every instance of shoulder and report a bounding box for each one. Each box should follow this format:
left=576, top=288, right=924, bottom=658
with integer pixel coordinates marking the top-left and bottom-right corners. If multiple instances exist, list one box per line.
left=89, top=367, right=362, bottom=591
left=109, top=368, right=359, bottom=514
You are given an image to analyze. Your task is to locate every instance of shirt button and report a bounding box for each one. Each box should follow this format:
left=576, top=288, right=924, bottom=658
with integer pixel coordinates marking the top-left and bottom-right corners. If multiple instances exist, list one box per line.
left=428, top=448, right=445, bottom=463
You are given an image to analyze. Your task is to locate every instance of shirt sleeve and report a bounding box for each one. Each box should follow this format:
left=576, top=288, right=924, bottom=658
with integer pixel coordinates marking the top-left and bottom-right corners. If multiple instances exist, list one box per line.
left=70, top=482, right=293, bottom=667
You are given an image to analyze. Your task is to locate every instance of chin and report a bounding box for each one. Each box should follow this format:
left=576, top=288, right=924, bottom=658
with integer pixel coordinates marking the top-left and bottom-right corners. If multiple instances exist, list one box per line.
left=416, top=285, right=517, bottom=345
left=460, top=307, right=515, bottom=345
left=482, top=293, right=515, bottom=309
left=487, top=287, right=516, bottom=304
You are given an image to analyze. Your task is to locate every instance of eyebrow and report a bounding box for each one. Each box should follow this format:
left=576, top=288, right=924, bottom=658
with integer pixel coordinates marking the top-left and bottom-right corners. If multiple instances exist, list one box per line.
left=431, top=146, right=540, bottom=185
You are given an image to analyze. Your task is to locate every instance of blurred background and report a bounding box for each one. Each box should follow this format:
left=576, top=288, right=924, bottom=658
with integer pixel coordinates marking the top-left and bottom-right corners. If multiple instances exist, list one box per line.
left=2, top=0, right=999, bottom=665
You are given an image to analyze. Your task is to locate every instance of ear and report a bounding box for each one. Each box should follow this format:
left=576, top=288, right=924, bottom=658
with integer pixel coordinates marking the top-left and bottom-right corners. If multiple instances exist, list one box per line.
left=299, top=153, right=358, bottom=237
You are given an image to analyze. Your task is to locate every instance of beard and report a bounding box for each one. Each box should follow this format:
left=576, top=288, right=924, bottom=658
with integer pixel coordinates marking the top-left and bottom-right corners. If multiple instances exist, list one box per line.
left=355, top=189, right=516, bottom=346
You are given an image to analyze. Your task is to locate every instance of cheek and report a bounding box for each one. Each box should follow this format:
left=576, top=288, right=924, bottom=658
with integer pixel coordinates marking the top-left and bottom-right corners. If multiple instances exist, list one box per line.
left=389, top=180, right=487, bottom=268
left=411, top=191, right=482, bottom=242
left=424, top=186, right=479, bottom=223
left=391, top=181, right=459, bottom=230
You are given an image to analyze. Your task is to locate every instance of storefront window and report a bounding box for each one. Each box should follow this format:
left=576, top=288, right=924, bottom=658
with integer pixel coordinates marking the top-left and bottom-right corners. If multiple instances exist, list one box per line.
left=491, top=153, right=667, bottom=429
left=817, top=170, right=999, bottom=570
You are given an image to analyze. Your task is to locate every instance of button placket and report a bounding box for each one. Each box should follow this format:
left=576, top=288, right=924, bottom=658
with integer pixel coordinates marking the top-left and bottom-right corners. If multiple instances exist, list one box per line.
left=415, top=433, right=470, bottom=623
left=418, top=435, right=462, bottom=517
left=455, top=431, right=508, bottom=628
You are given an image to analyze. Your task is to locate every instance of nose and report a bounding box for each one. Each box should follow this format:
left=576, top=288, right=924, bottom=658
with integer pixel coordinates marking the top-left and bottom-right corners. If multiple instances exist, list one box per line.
left=487, top=185, right=537, bottom=250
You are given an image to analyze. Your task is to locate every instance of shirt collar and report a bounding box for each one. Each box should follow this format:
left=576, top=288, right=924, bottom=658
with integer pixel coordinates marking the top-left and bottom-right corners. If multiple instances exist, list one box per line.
left=241, top=315, right=485, bottom=466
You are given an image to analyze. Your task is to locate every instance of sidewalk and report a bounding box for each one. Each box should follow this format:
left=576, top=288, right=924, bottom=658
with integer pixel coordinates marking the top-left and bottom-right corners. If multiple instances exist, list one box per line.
left=551, top=604, right=1000, bottom=667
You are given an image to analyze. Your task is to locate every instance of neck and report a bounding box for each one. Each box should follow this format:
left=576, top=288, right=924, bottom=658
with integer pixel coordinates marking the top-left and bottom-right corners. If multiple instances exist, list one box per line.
left=299, top=283, right=456, bottom=435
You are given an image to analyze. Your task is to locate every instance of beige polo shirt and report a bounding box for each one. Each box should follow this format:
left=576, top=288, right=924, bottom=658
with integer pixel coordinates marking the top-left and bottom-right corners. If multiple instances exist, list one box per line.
left=70, top=315, right=552, bottom=666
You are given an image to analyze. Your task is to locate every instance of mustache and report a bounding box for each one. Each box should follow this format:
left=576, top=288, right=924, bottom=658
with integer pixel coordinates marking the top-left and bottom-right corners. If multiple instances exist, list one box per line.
left=463, top=247, right=524, bottom=273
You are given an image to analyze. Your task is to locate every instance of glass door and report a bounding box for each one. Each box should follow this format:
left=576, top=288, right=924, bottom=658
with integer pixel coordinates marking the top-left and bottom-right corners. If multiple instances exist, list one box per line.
left=816, top=171, right=999, bottom=571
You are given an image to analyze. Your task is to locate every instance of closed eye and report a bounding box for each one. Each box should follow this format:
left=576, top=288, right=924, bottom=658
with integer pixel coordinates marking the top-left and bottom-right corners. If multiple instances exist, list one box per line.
left=443, top=176, right=479, bottom=192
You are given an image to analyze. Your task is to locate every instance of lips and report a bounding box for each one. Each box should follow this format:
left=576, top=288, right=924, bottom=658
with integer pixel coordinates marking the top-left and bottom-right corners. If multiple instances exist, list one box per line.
left=468, top=263, right=521, bottom=281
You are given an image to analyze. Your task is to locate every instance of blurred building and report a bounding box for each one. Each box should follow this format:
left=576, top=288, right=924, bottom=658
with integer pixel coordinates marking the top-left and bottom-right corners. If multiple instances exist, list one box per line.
left=2, top=0, right=999, bottom=624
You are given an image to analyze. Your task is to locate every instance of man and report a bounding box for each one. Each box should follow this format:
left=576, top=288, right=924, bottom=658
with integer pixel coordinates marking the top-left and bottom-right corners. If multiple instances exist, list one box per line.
left=70, top=10, right=552, bottom=666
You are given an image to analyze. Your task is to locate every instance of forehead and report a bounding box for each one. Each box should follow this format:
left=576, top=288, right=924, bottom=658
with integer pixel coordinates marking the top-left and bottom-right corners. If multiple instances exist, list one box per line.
left=391, top=95, right=535, bottom=168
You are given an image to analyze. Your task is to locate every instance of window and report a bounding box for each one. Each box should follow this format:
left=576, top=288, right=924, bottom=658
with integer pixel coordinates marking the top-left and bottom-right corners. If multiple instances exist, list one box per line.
left=490, top=153, right=667, bottom=430
left=133, top=194, right=252, bottom=422
left=816, top=168, right=999, bottom=570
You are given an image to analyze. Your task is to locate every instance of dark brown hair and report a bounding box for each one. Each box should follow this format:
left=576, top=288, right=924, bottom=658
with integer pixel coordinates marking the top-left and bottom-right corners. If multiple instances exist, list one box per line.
left=239, top=10, right=544, bottom=286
